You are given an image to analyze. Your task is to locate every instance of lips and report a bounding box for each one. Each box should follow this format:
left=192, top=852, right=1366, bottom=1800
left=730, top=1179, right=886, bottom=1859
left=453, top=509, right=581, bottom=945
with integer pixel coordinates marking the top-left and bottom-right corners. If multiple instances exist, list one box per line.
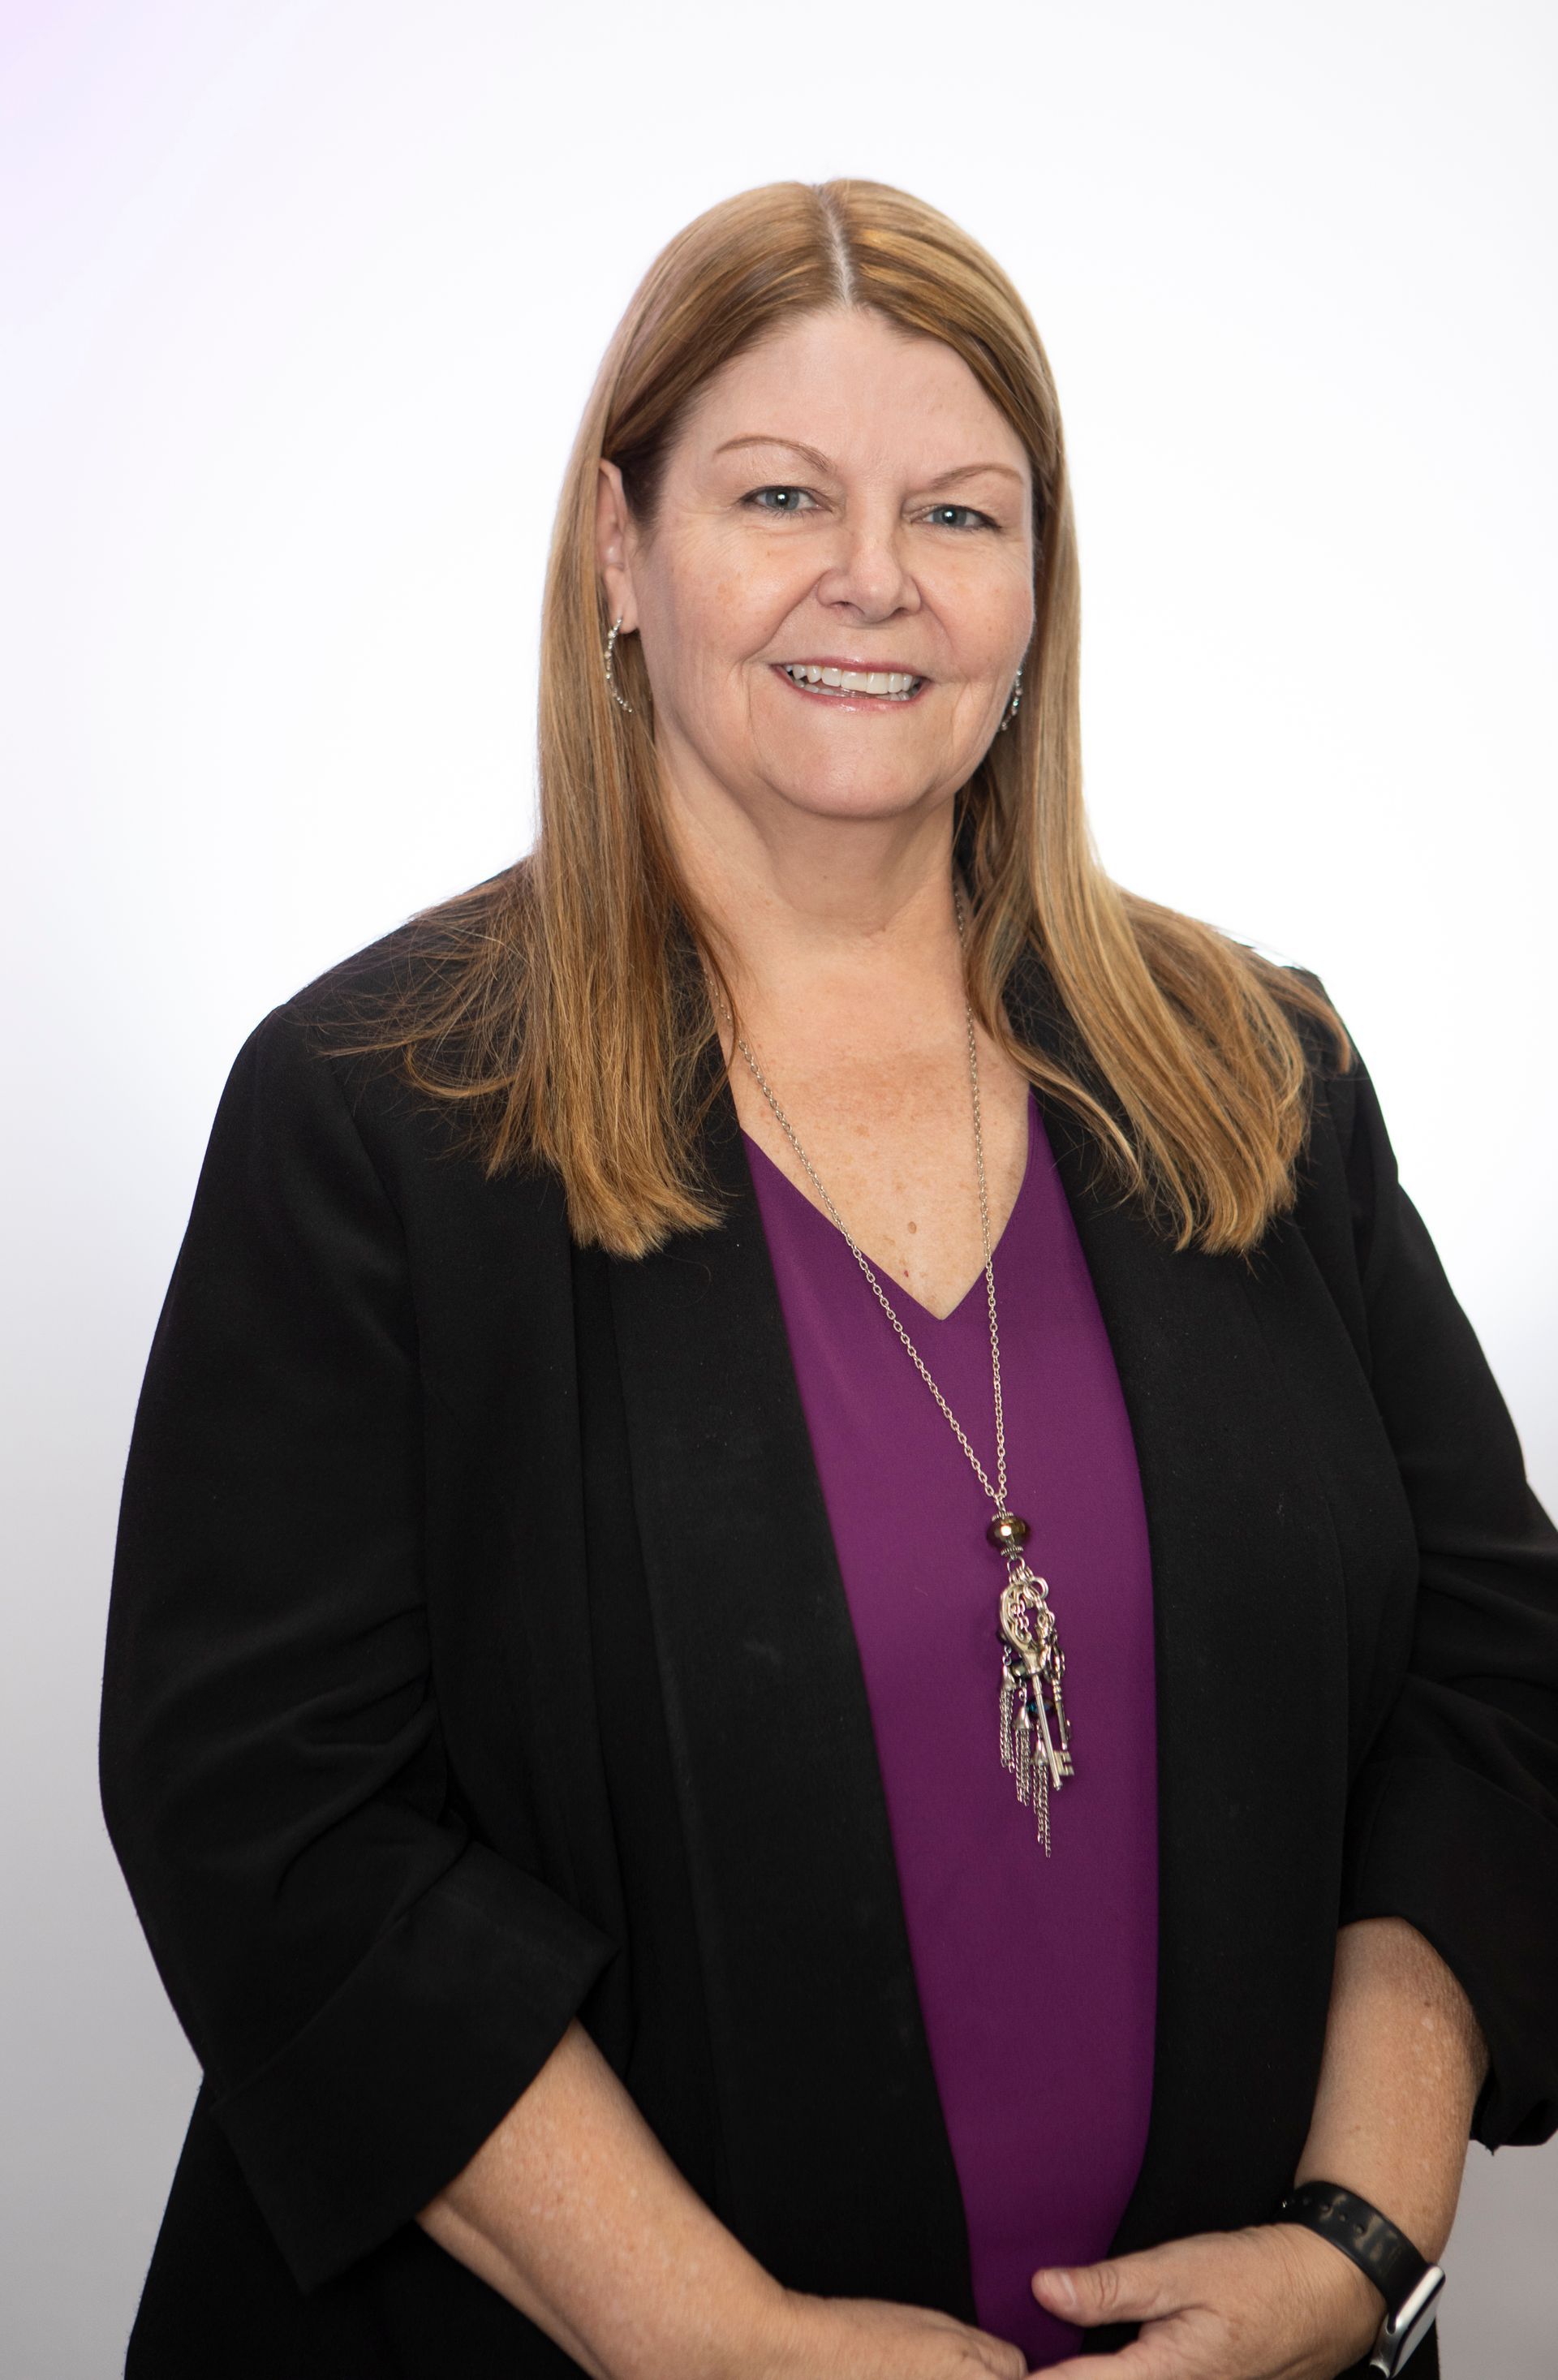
left=773, top=662, right=927, bottom=704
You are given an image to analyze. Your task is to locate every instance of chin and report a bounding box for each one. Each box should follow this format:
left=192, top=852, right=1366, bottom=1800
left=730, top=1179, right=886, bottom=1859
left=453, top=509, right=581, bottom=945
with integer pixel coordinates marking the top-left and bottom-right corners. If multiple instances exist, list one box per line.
left=751, top=738, right=949, bottom=814
left=767, top=770, right=940, bottom=822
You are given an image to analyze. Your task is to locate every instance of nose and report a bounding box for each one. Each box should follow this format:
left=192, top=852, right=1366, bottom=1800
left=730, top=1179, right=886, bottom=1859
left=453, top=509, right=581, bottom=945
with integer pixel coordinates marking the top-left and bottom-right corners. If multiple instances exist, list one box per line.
left=811, top=506, right=922, bottom=621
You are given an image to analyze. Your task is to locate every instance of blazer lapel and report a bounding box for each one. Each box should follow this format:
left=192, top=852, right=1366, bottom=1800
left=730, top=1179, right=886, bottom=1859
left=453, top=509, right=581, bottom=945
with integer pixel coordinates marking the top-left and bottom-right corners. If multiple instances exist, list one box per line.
left=998, top=951, right=1352, bottom=2281
left=606, top=1027, right=976, bottom=2315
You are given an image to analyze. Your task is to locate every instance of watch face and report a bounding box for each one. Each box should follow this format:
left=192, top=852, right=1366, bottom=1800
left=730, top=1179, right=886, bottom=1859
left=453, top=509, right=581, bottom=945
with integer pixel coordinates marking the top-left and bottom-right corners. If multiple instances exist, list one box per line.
left=1373, top=2269, right=1444, bottom=2375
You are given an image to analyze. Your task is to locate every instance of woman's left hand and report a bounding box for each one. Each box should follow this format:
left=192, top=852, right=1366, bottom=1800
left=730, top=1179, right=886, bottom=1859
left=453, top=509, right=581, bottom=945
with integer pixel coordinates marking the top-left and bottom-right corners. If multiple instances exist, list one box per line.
left=1028, top=2221, right=1385, bottom=2378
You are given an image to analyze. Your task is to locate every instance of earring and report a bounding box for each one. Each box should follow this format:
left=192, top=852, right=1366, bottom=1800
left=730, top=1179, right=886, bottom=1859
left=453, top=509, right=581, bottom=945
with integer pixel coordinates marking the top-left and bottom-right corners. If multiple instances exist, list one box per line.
left=603, top=613, right=635, bottom=714
left=996, top=665, right=1023, bottom=734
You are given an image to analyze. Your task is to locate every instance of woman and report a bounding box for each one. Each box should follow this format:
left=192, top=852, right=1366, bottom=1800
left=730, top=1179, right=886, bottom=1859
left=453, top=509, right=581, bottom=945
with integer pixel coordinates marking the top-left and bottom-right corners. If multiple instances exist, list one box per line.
left=101, top=179, right=1558, bottom=2379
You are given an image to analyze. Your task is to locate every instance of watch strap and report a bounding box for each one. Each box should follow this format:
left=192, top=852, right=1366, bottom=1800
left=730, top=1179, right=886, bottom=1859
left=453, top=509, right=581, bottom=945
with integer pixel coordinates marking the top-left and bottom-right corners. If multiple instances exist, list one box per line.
left=1275, top=2180, right=1431, bottom=2307
left=1273, top=2181, right=1444, bottom=2376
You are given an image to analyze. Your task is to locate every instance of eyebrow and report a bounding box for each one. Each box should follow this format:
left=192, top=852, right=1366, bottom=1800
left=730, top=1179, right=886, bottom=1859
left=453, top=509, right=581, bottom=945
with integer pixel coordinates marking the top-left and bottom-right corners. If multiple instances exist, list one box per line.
left=712, top=434, right=1026, bottom=491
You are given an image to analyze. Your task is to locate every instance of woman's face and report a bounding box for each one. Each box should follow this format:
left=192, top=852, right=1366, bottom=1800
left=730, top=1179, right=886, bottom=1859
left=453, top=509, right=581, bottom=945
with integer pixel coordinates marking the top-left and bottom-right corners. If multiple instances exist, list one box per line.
left=596, top=306, right=1036, bottom=841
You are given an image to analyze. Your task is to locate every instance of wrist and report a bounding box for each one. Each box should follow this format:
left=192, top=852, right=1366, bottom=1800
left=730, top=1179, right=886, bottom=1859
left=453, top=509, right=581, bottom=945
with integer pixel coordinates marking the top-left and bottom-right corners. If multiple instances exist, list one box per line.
left=605, top=2240, right=790, bottom=2380
left=742, top=2284, right=821, bottom=2380
left=1263, top=2222, right=1384, bottom=2364
left=1273, top=2180, right=1447, bottom=2376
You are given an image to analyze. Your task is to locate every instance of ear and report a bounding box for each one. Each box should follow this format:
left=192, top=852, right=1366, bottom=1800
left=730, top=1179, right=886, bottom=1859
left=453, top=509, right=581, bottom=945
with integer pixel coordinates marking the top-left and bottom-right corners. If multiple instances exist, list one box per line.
left=595, top=459, right=639, bottom=635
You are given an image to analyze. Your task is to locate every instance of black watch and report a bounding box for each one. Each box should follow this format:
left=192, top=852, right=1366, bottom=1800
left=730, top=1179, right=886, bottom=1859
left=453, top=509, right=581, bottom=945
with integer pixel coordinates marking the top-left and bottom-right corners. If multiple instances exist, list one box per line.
left=1273, top=2181, right=1445, bottom=2376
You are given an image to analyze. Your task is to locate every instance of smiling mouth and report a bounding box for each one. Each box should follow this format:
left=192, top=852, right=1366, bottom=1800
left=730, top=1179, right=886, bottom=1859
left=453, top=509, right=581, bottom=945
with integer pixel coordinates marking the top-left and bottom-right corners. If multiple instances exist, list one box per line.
left=775, top=662, right=927, bottom=704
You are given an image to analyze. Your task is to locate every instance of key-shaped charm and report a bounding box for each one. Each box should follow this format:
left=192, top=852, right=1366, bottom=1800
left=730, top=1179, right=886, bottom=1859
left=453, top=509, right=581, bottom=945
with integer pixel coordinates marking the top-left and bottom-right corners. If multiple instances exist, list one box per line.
left=997, top=1569, right=1075, bottom=1826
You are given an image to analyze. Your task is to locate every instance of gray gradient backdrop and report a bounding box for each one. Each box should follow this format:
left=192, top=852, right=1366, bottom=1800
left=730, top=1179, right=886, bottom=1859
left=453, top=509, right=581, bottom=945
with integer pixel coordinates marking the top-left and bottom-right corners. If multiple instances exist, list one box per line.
left=2, top=3, right=1553, bottom=2373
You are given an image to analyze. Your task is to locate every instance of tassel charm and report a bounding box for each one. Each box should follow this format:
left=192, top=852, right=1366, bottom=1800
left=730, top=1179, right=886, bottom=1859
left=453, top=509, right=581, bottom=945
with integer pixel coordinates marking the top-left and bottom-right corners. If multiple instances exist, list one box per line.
left=722, top=897, right=1087, bottom=1870
left=723, top=919, right=1089, bottom=1866
left=997, top=1558, right=1074, bottom=1857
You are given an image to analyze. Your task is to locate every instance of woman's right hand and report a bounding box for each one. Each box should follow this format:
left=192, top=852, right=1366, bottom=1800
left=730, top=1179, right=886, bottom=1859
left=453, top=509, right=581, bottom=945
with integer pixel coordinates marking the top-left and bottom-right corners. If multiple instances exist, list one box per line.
left=414, top=2021, right=1033, bottom=2380
left=761, top=2286, right=1031, bottom=2380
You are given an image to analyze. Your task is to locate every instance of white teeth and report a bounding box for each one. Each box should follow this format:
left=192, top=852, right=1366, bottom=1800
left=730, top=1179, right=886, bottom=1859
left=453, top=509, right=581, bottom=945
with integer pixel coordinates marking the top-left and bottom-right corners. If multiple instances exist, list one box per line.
left=781, top=664, right=922, bottom=698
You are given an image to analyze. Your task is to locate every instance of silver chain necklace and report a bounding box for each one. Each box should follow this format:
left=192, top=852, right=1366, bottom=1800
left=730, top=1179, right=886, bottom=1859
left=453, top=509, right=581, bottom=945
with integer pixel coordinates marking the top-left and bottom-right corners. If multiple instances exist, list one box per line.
left=716, top=880, right=1074, bottom=1854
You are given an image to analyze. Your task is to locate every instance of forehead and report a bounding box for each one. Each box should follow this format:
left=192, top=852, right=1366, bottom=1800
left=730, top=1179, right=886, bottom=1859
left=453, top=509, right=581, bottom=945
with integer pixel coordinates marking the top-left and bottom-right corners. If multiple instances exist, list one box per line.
left=676, top=308, right=1030, bottom=484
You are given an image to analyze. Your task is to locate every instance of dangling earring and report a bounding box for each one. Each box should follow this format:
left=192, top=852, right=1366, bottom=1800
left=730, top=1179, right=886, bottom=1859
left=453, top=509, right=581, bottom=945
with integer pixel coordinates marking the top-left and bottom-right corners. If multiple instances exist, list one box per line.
left=996, top=665, right=1023, bottom=734
left=603, top=613, right=635, bottom=714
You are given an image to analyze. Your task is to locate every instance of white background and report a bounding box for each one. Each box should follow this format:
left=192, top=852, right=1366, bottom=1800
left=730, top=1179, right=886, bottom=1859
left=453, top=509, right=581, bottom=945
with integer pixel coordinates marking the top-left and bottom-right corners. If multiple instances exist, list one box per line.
left=2, top=3, right=1553, bottom=2372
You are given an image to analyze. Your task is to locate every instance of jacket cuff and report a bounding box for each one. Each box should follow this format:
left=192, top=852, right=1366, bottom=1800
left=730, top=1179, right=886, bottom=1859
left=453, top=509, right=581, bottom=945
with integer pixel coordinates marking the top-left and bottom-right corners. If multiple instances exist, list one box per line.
left=209, top=1842, right=618, bottom=2293
left=1339, top=1755, right=1558, bottom=2150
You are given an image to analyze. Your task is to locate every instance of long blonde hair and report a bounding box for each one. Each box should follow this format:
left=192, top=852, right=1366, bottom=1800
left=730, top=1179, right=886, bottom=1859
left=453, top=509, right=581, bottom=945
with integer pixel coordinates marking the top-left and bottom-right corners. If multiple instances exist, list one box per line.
left=335, top=177, right=1349, bottom=1259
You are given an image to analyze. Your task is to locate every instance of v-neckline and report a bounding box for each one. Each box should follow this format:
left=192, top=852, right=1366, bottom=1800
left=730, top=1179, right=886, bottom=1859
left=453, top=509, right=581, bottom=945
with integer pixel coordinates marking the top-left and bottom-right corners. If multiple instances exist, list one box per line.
left=742, top=1088, right=1037, bottom=1329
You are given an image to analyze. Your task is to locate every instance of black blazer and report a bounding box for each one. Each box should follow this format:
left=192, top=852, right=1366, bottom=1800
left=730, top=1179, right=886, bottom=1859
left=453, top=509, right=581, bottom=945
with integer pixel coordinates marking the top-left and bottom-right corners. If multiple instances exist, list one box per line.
left=101, top=927, right=1558, bottom=2378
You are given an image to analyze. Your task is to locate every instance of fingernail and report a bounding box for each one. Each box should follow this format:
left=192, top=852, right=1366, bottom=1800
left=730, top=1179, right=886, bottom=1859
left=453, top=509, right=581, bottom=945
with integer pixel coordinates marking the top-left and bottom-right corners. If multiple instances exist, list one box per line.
left=1035, top=2268, right=1075, bottom=2310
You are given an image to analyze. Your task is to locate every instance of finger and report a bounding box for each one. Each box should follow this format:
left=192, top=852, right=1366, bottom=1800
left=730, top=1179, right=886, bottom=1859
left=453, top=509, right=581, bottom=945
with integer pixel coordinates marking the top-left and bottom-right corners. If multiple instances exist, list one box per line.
left=981, top=2345, right=1030, bottom=2380
left=1026, top=2346, right=1167, bottom=2380
left=978, top=2331, right=1031, bottom=2379
left=1031, top=2249, right=1180, bottom=2328
left=958, top=2324, right=1029, bottom=2379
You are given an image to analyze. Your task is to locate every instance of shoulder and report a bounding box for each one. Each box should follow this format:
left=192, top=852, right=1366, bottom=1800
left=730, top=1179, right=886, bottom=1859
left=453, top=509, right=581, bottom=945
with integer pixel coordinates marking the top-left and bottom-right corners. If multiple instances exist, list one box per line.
left=205, top=922, right=425, bottom=1174
left=159, top=878, right=564, bottom=1375
left=227, top=918, right=418, bottom=1063
left=1272, top=961, right=1403, bottom=1331
left=231, top=866, right=528, bottom=1146
left=285, top=915, right=431, bottom=1035
left=1276, top=959, right=1366, bottom=1166
left=279, top=873, right=514, bottom=1052
left=196, top=932, right=501, bottom=1251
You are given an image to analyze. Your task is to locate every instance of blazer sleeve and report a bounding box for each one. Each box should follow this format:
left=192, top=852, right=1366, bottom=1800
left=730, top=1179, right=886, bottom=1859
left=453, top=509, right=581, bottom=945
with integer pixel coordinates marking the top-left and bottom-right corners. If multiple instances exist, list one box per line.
left=99, top=1002, right=619, bottom=2292
left=1302, top=999, right=1558, bottom=2150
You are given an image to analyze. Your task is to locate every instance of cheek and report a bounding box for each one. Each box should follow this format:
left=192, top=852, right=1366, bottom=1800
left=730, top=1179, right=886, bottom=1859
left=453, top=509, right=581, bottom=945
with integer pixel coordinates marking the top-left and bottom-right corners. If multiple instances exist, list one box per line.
left=651, top=523, right=799, bottom=673
left=931, top=556, right=1034, bottom=670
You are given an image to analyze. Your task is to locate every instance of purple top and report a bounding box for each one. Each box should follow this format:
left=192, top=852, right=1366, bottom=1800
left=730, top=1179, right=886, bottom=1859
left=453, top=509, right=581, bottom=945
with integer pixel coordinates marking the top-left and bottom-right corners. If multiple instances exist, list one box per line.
left=745, top=1089, right=1159, bottom=2368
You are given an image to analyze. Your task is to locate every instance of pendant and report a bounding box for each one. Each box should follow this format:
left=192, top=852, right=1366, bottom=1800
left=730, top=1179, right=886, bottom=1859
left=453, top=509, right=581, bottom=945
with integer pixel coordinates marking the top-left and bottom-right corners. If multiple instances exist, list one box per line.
left=989, top=1513, right=1074, bottom=1856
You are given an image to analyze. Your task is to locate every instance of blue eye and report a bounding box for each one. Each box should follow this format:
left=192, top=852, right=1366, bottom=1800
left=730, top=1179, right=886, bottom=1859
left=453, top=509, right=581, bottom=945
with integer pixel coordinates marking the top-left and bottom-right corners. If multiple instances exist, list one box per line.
left=739, top=487, right=996, bottom=529
left=742, top=485, right=816, bottom=514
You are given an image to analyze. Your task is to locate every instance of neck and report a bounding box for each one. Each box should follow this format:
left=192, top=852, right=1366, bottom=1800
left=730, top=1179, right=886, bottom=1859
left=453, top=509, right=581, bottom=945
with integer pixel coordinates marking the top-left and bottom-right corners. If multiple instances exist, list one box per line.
left=659, top=773, right=970, bottom=1044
